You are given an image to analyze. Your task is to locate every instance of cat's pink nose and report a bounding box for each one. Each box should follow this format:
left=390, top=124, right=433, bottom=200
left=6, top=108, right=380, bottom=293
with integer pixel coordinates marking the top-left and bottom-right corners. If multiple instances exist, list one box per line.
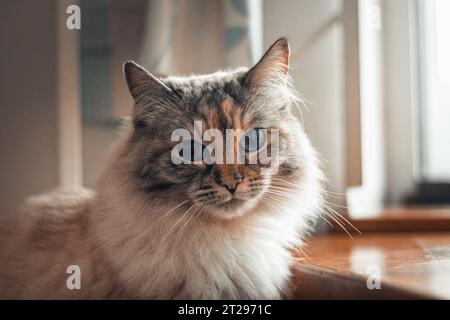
left=214, top=166, right=243, bottom=194
left=220, top=178, right=242, bottom=194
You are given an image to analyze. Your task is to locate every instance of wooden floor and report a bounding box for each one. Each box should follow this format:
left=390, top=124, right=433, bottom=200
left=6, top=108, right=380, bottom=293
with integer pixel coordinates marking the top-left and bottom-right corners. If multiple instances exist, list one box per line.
left=292, top=232, right=450, bottom=299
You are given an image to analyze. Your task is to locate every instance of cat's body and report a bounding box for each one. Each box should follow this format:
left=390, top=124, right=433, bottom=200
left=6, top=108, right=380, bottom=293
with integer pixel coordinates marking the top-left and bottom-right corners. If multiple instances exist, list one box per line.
left=0, top=189, right=116, bottom=299
left=0, top=38, right=324, bottom=299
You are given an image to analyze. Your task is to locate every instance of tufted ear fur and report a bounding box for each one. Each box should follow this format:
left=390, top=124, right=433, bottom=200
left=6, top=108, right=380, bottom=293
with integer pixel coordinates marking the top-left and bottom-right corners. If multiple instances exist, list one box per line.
left=243, top=37, right=290, bottom=87
left=123, top=61, right=172, bottom=102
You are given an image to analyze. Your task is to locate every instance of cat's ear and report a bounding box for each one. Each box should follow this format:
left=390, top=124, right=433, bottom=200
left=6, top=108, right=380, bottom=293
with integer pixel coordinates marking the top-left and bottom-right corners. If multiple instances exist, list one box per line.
left=123, top=61, right=172, bottom=101
left=243, top=37, right=290, bottom=87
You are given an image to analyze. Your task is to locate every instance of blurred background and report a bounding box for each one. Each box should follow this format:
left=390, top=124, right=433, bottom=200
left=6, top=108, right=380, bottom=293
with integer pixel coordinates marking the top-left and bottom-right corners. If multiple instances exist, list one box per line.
left=1, top=0, right=449, bottom=222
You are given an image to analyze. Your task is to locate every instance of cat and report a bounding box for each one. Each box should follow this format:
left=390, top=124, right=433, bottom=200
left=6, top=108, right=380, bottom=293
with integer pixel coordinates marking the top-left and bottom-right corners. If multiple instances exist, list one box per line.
left=0, top=37, right=324, bottom=299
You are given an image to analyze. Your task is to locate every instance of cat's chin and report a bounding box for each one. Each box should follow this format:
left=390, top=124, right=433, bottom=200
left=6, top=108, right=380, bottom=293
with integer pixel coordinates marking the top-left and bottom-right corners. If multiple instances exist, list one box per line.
left=206, top=197, right=259, bottom=220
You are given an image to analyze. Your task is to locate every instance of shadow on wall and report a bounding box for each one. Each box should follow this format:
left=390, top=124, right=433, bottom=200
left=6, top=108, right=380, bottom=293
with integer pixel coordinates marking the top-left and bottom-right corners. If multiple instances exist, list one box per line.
left=0, top=1, right=59, bottom=215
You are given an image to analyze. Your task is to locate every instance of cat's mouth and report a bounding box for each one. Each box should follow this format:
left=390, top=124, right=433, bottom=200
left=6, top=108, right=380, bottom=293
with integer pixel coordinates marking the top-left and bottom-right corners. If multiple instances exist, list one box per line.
left=190, top=182, right=267, bottom=219
left=202, top=194, right=261, bottom=219
left=216, top=197, right=245, bottom=209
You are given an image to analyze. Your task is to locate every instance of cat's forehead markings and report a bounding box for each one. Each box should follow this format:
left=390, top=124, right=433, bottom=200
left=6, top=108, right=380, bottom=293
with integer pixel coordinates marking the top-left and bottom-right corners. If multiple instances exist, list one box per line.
left=189, top=96, right=248, bottom=133
left=220, top=97, right=247, bottom=130
left=201, top=96, right=245, bottom=132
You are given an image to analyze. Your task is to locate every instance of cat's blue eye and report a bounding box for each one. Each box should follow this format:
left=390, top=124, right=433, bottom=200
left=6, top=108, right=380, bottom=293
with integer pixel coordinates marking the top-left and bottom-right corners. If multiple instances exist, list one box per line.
left=178, top=140, right=204, bottom=163
left=239, top=128, right=267, bottom=153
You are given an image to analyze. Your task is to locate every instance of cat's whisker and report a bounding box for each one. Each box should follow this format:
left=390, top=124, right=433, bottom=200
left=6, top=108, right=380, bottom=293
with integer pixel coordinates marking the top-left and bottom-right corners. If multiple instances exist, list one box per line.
left=267, top=184, right=358, bottom=233
left=320, top=215, right=335, bottom=229
left=270, top=184, right=343, bottom=198
left=323, top=210, right=353, bottom=239
left=264, top=182, right=344, bottom=204
left=263, top=191, right=293, bottom=205
left=268, top=184, right=337, bottom=202
left=266, top=190, right=288, bottom=200
left=265, top=177, right=346, bottom=197
left=264, top=187, right=358, bottom=238
left=294, top=246, right=311, bottom=260
left=260, top=177, right=322, bottom=190
left=264, top=189, right=294, bottom=199
left=267, top=183, right=350, bottom=220
left=268, top=185, right=303, bottom=193
left=324, top=204, right=361, bottom=235
left=157, top=203, right=199, bottom=251
left=175, top=204, right=205, bottom=241
left=264, top=190, right=292, bottom=199
left=147, top=199, right=190, bottom=230
left=260, top=196, right=278, bottom=212
left=324, top=200, right=348, bottom=210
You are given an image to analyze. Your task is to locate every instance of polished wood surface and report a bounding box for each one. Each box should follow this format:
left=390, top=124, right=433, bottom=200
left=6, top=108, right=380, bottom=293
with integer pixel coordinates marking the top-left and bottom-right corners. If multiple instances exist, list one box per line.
left=293, top=232, right=450, bottom=299
left=348, top=207, right=450, bottom=232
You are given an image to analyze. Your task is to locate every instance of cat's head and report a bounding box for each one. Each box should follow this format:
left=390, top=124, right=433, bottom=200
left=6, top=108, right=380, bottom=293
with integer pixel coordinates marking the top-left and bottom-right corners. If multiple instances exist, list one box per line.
left=121, top=38, right=313, bottom=219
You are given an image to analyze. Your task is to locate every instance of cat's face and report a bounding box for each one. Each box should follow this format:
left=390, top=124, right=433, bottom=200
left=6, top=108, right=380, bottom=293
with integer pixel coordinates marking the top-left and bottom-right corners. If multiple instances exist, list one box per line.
left=123, top=38, right=304, bottom=219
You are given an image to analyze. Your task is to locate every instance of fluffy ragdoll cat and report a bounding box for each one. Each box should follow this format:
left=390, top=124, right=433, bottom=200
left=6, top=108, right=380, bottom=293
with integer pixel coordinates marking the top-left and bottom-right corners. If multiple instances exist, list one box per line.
left=0, top=38, right=323, bottom=299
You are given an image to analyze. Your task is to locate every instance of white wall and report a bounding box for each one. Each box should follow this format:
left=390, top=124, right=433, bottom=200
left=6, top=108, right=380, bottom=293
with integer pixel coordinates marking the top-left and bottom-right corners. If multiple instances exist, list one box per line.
left=263, top=0, right=347, bottom=198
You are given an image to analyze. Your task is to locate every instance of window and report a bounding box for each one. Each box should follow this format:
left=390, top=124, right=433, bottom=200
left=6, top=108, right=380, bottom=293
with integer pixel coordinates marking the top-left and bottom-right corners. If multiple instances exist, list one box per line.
left=417, top=0, right=450, bottom=182
left=348, top=0, right=450, bottom=218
